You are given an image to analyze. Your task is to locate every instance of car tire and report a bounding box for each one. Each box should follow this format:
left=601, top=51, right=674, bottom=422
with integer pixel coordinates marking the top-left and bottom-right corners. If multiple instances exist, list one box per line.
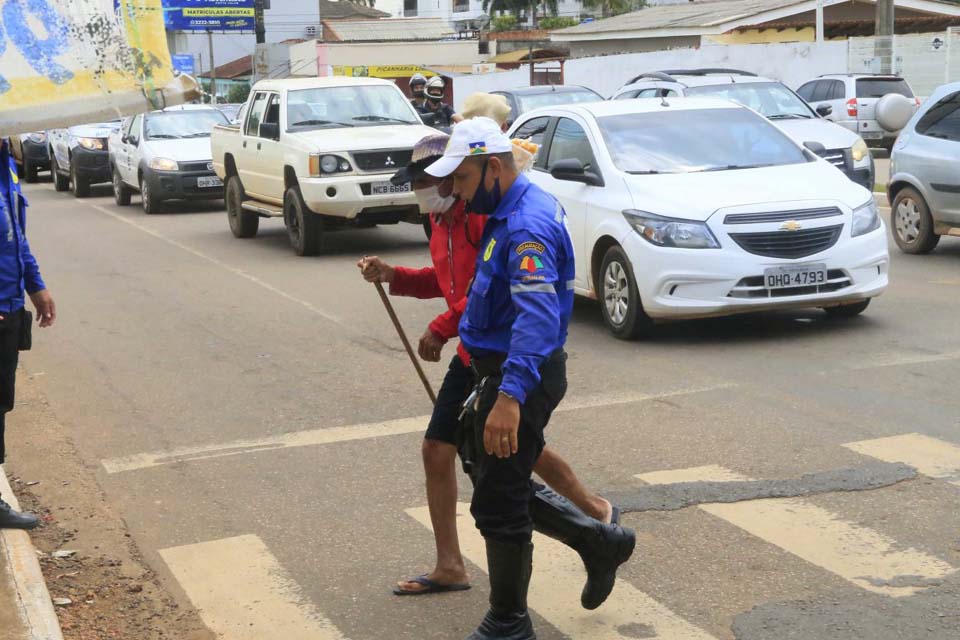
left=140, top=176, right=161, bottom=214
left=112, top=167, right=132, bottom=206
left=823, top=299, right=871, bottom=318
left=284, top=185, right=322, bottom=256
left=51, top=155, right=69, bottom=192
left=226, top=176, right=258, bottom=238
left=70, top=160, right=90, bottom=198
left=598, top=245, right=653, bottom=340
left=892, top=187, right=939, bottom=254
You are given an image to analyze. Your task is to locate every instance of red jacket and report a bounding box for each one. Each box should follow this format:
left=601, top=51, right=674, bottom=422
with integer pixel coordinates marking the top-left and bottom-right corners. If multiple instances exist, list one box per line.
left=390, top=200, right=487, bottom=365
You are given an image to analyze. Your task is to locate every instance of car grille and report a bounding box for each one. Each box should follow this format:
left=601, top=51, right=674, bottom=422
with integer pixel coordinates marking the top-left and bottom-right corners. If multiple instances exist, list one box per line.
left=351, top=149, right=412, bottom=173
left=179, top=161, right=215, bottom=173
left=818, top=148, right=848, bottom=171
left=728, top=269, right=852, bottom=299
left=724, top=207, right=843, bottom=225
left=729, top=224, right=843, bottom=259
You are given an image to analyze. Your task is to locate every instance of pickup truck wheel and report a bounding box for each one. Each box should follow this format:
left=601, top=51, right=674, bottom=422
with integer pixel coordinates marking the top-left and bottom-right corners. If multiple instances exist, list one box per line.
left=599, top=245, right=653, bottom=340
left=284, top=186, right=322, bottom=256
left=70, top=160, right=90, bottom=198
left=51, top=155, right=69, bottom=192
left=226, top=176, right=258, bottom=238
left=113, top=168, right=132, bottom=206
left=140, top=177, right=162, bottom=214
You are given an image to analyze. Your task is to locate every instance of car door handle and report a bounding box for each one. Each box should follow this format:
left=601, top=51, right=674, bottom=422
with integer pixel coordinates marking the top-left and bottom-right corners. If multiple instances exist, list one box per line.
left=257, top=142, right=262, bottom=151
left=242, top=140, right=247, bottom=149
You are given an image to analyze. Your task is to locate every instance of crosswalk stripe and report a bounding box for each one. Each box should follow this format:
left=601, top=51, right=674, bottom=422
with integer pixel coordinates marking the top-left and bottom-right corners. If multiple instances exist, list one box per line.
left=159, top=535, right=350, bottom=639
left=406, top=503, right=717, bottom=640
left=844, top=433, right=960, bottom=486
left=637, top=465, right=956, bottom=597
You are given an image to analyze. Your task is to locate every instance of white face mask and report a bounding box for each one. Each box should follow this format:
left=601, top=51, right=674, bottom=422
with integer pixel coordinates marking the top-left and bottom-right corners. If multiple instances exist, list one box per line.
left=415, top=185, right=456, bottom=214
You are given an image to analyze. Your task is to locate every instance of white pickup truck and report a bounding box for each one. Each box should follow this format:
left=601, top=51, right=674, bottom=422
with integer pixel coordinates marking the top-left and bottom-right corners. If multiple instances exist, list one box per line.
left=210, top=77, right=438, bottom=255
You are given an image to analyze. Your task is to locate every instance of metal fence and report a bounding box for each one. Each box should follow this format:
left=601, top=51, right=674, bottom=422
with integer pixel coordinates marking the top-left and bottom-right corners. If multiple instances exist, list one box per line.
left=848, top=30, right=960, bottom=97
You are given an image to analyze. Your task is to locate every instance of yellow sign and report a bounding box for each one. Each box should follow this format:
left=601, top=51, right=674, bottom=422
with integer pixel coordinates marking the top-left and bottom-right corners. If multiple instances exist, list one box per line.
left=483, top=238, right=497, bottom=262
left=183, top=8, right=255, bottom=17
left=332, top=65, right=438, bottom=79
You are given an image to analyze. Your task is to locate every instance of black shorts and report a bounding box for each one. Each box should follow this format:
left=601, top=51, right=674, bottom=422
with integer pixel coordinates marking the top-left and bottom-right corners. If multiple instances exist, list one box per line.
left=425, top=355, right=474, bottom=446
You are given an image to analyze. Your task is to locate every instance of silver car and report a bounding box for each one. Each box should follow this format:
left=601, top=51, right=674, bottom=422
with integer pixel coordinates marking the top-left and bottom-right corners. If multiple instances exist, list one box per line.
left=888, top=82, right=960, bottom=254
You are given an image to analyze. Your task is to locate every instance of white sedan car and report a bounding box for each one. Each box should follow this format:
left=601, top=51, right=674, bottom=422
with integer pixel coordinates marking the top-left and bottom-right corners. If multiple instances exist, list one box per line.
left=508, top=98, right=889, bottom=339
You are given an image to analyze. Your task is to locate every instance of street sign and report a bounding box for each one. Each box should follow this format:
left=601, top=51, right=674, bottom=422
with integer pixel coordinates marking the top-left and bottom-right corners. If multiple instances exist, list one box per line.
left=171, top=54, right=196, bottom=75
left=931, top=37, right=945, bottom=51
left=163, top=1, right=255, bottom=32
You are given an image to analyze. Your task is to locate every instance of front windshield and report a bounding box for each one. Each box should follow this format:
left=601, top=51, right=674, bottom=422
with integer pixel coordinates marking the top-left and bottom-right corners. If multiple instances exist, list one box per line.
left=517, top=90, right=600, bottom=113
left=144, top=111, right=228, bottom=140
left=287, top=85, right=419, bottom=129
left=598, top=108, right=808, bottom=174
left=685, top=81, right=815, bottom=119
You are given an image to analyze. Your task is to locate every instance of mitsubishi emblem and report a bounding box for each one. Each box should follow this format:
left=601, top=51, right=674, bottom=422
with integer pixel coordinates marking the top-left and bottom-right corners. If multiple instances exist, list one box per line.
left=780, top=220, right=803, bottom=232
left=384, top=155, right=395, bottom=166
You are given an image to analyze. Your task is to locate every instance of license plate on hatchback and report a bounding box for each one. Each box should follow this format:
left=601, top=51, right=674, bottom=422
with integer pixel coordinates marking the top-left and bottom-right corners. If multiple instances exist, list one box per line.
left=861, top=131, right=883, bottom=140
left=197, top=176, right=222, bottom=188
left=371, top=181, right=410, bottom=196
left=764, top=263, right=828, bottom=290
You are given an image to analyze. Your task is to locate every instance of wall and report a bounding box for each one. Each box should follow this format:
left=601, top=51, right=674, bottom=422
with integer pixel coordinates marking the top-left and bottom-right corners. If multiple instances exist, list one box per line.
left=318, top=40, right=487, bottom=67
left=451, top=40, right=850, bottom=105
left=566, top=36, right=701, bottom=57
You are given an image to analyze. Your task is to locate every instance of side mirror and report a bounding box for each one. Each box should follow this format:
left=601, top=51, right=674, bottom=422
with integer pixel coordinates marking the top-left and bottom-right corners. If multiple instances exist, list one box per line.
left=550, top=158, right=604, bottom=187
left=120, top=135, right=129, bottom=144
left=259, top=122, right=280, bottom=141
left=816, top=104, right=833, bottom=117
left=420, top=112, right=438, bottom=127
left=803, top=141, right=826, bottom=156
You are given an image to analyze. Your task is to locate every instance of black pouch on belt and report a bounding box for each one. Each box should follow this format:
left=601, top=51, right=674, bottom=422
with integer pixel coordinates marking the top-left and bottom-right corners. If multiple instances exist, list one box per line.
left=18, top=309, right=31, bottom=351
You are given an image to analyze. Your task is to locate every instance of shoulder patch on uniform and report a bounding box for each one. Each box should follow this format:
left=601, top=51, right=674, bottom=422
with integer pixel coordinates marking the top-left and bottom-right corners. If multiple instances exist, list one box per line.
left=515, top=241, right=545, bottom=255
left=483, top=237, right=497, bottom=262
left=519, top=255, right=544, bottom=273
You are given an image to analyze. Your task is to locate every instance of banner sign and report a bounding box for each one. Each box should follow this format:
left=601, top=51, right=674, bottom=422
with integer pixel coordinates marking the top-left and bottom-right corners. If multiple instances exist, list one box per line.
left=332, top=65, right=438, bottom=79
left=172, top=53, right=196, bottom=74
left=163, top=0, right=255, bottom=32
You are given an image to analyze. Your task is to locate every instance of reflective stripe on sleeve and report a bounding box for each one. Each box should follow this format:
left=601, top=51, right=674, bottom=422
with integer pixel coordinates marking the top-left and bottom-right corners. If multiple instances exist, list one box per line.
left=510, top=282, right=557, bottom=295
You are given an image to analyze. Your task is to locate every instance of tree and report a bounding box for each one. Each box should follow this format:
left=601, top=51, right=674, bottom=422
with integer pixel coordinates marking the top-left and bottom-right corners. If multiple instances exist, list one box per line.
left=227, top=83, right=251, bottom=104
left=482, top=0, right=559, bottom=28
left=581, top=0, right=646, bottom=19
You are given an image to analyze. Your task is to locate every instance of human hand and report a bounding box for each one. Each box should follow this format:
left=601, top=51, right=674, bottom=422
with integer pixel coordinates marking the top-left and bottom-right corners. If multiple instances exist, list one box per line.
left=357, top=256, right=395, bottom=283
left=418, top=329, right=444, bottom=362
left=483, top=393, right=520, bottom=458
left=29, top=289, right=56, bottom=328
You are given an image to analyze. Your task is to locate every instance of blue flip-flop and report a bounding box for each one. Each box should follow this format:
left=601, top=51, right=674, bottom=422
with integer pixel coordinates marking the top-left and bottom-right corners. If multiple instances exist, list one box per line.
left=393, top=574, right=472, bottom=596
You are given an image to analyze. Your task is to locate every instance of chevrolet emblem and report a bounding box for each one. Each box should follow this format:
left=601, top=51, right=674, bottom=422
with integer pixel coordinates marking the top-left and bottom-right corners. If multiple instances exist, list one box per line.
left=780, top=220, right=803, bottom=232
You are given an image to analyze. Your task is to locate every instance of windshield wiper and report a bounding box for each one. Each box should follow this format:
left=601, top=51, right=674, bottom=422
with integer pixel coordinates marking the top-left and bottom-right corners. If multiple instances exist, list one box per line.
left=353, top=115, right=415, bottom=124
left=183, top=132, right=211, bottom=138
left=147, top=134, right=180, bottom=139
left=289, top=119, right=354, bottom=128
left=768, top=113, right=812, bottom=120
left=627, top=169, right=666, bottom=175
left=694, top=164, right=773, bottom=172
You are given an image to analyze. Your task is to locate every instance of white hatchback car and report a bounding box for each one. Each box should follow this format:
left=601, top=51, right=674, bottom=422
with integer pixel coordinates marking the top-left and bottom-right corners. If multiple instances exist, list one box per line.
left=508, top=99, right=889, bottom=339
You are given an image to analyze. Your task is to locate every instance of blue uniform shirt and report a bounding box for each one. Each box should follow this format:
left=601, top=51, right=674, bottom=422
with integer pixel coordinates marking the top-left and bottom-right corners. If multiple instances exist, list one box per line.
left=0, top=144, right=45, bottom=314
left=460, top=173, right=575, bottom=404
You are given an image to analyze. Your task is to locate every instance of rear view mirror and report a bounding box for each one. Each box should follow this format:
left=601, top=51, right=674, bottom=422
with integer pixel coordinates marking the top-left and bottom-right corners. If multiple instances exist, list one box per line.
left=259, top=122, right=280, bottom=141
left=550, top=158, right=604, bottom=187
left=816, top=104, right=833, bottom=117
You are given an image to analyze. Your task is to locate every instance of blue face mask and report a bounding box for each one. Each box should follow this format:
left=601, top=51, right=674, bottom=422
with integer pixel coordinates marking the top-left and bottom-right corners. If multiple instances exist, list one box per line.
left=466, top=158, right=501, bottom=215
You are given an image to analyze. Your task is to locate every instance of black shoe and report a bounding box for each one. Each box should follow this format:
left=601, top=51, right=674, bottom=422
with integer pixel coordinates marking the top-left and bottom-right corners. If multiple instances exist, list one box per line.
left=530, top=487, right=636, bottom=610
left=466, top=539, right=536, bottom=640
left=0, top=499, right=39, bottom=530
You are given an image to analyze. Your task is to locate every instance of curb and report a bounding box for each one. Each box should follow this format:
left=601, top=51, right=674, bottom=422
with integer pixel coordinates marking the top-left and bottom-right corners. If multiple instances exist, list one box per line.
left=0, top=466, right=64, bottom=640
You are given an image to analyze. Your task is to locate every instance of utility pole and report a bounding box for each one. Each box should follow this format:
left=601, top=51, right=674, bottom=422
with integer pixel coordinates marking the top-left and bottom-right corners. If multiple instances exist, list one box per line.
left=255, top=0, right=266, bottom=45
left=815, top=0, right=824, bottom=44
left=875, top=0, right=895, bottom=74
left=207, top=31, right=216, bottom=103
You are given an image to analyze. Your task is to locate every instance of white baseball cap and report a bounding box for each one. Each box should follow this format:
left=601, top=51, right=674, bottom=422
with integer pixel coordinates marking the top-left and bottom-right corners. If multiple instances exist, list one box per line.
left=425, top=117, right=513, bottom=178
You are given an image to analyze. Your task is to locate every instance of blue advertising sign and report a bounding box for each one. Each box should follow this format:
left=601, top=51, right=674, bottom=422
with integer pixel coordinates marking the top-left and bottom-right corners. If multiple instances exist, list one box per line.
left=171, top=54, right=195, bottom=75
left=163, top=1, right=255, bottom=32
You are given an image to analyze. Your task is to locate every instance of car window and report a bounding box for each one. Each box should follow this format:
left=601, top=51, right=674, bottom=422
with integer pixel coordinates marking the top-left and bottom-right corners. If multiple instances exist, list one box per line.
left=128, top=115, right=142, bottom=145
left=144, top=110, right=228, bottom=140
left=597, top=108, right=807, bottom=174
left=262, top=94, right=280, bottom=130
left=615, top=90, right=640, bottom=100
left=829, top=80, right=846, bottom=101
left=245, top=92, right=269, bottom=136
left=797, top=82, right=817, bottom=102
left=916, top=91, right=960, bottom=142
left=686, top=81, right=815, bottom=119
left=546, top=118, right=596, bottom=172
left=516, top=90, right=600, bottom=114
left=513, top=116, right=550, bottom=147
left=856, top=78, right=914, bottom=98
left=812, top=81, right=831, bottom=102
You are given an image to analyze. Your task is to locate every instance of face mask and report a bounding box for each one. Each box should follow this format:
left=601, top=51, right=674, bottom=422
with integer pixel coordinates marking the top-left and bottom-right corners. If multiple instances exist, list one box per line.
left=466, top=158, right=501, bottom=215
left=428, top=97, right=442, bottom=106
left=412, top=88, right=425, bottom=98
left=415, top=185, right=456, bottom=214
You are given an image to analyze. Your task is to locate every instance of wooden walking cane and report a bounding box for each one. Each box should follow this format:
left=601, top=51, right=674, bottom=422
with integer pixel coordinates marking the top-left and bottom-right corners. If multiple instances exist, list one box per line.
left=373, top=281, right=437, bottom=405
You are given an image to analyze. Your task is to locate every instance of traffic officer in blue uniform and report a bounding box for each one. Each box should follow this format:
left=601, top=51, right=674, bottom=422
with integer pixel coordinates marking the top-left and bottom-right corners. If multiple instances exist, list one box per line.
left=0, top=139, right=55, bottom=529
left=426, top=118, right=634, bottom=639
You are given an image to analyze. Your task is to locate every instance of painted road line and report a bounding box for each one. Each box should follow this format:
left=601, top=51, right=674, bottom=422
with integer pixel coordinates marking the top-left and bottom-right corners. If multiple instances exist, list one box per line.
left=844, top=433, right=960, bottom=487
left=637, top=465, right=956, bottom=597
left=845, top=349, right=960, bottom=371
left=160, top=534, right=349, bottom=639
left=102, top=384, right=732, bottom=473
left=407, top=503, right=717, bottom=640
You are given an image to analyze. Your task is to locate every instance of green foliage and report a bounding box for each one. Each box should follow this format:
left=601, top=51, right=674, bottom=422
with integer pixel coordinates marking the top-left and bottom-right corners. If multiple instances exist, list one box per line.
left=581, top=0, right=646, bottom=18
left=227, top=83, right=251, bottom=104
left=492, top=14, right=518, bottom=31
left=539, top=16, right=577, bottom=30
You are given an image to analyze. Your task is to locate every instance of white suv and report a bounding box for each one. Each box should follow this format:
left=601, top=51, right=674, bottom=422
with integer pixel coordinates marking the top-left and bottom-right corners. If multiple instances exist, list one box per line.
left=797, top=74, right=919, bottom=151
left=614, top=69, right=875, bottom=191
left=509, top=98, right=889, bottom=339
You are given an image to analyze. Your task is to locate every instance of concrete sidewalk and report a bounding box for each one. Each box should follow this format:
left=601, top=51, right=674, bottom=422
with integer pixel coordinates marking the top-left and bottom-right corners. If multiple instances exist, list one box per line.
left=0, top=468, right=63, bottom=640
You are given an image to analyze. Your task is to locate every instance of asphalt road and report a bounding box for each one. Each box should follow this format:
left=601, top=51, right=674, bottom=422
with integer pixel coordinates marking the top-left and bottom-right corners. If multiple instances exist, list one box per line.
left=16, top=178, right=960, bottom=640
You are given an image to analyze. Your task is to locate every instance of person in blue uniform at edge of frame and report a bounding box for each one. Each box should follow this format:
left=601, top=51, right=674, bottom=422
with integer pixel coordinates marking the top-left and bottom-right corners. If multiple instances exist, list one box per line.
left=0, top=139, right=56, bottom=529
left=424, top=118, right=636, bottom=640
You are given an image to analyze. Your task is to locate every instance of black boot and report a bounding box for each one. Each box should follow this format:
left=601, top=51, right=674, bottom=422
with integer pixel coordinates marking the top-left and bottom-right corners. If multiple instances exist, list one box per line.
left=530, top=487, right=635, bottom=610
left=0, top=498, right=39, bottom=530
left=466, top=539, right=536, bottom=640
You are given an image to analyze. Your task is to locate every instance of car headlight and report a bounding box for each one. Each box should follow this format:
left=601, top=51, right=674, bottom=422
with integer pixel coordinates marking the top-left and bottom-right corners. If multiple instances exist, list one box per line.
left=308, top=153, right=351, bottom=177
left=26, top=132, right=46, bottom=143
left=77, top=137, right=105, bottom=151
left=851, top=137, right=869, bottom=163
left=149, top=157, right=179, bottom=171
left=623, top=210, right=720, bottom=249
left=851, top=200, right=881, bottom=237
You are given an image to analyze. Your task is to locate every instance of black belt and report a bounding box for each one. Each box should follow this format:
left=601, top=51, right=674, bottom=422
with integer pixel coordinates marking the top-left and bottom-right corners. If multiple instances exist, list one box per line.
left=469, top=349, right=564, bottom=380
